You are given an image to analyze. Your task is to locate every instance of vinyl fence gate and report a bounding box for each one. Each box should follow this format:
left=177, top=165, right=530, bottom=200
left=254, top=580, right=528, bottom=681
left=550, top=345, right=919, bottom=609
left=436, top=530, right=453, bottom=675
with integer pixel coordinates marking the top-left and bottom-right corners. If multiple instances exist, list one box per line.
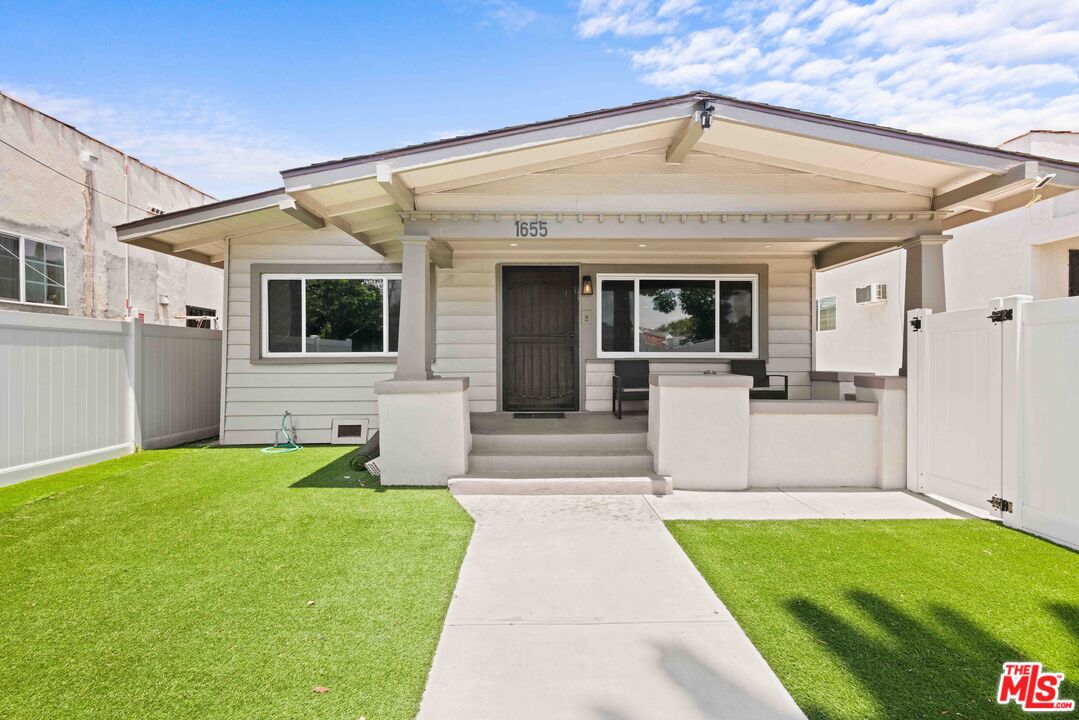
left=907, top=295, right=1079, bottom=549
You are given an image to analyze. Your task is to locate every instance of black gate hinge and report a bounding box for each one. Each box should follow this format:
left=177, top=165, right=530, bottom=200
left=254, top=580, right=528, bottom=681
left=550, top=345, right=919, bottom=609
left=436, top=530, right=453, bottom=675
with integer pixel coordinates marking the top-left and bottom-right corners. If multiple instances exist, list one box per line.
left=910, top=317, right=922, bottom=332
left=988, top=308, right=1014, bottom=323
left=989, top=495, right=1014, bottom=513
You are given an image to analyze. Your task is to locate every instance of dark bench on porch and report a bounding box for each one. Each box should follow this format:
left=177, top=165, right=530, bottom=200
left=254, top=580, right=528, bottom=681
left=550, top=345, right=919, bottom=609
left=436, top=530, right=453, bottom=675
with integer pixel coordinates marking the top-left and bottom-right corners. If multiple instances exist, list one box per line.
left=731, top=359, right=789, bottom=400
left=613, top=359, right=649, bottom=419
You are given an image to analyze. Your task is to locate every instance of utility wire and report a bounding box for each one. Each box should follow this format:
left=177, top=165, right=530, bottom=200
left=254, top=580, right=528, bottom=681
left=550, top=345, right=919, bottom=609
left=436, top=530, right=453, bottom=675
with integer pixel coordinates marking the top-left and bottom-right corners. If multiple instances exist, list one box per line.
left=0, top=137, right=152, bottom=214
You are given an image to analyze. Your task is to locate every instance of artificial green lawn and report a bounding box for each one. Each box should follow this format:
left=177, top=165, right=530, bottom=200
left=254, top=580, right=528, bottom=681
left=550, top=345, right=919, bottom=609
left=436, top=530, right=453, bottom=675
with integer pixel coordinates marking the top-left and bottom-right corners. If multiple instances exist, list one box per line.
left=668, top=520, right=1078, bottom=719
left=0, top=446, right=473, bottom=720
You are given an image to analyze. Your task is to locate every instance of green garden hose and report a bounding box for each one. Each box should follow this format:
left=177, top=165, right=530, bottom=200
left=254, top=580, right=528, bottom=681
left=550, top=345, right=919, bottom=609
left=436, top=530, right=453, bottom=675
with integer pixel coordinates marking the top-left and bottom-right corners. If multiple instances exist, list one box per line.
left=261, top=411, right=303, bottom=454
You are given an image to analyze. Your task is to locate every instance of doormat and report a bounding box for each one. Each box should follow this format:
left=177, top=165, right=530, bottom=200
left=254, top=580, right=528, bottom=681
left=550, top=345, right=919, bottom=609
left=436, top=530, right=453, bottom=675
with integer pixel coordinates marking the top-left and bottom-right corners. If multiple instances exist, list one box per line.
left=512, top=412, right=566, bottom=419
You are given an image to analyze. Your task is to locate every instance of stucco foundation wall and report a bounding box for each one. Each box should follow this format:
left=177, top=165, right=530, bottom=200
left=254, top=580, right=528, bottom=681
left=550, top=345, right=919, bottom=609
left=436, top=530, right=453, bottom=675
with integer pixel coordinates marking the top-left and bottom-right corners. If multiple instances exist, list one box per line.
left=0, top=92, right=221, bottom=323
left=222, top=226, right=395, bottom=446
left=749, top=411, right=879, bottom=488
left=435, top=254, right=813, bottom=412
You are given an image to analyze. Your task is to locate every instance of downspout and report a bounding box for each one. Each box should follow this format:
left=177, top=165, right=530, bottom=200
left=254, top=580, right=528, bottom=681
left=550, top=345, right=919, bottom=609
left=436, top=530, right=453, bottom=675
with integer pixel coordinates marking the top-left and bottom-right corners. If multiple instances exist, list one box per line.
left=82, top=167, right=96, bottom=317
left=124, top=153, right=131, bottom=317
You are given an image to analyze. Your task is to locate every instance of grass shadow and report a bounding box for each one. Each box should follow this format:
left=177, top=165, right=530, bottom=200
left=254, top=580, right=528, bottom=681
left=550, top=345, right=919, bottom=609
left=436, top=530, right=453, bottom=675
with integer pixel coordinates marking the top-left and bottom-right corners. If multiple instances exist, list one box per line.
left=786, top=589, right=1069, bottom=719
left=289, top=453, right=384, bottom=491
left=1048, top=602, right=1079, bottom=643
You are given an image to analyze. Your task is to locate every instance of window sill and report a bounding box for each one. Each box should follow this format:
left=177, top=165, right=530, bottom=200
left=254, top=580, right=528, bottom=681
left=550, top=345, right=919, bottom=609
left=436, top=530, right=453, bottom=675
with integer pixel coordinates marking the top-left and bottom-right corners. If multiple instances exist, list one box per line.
left=0, top=298, right=68, bottom=312
left=586, top=356, right=758, bottom=364
left=252, top=355, right=399, bottom=365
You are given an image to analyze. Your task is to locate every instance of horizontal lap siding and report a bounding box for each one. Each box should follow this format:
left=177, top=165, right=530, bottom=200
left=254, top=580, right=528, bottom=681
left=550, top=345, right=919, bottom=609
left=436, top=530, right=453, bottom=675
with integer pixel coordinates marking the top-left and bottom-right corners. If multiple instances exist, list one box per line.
left=437, top=255, right=814, bottom=414
left=222, top=229, right=393, bottom=445
left=435, top=258, right=500, bottom=412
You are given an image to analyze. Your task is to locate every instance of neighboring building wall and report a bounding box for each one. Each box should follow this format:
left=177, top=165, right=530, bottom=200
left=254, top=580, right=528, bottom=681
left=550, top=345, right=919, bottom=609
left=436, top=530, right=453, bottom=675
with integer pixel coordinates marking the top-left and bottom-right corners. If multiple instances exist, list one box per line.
left=222, top=225, right=395, bottom=446
left=945, top=190, right=1079, bottom=309
left=0, top=92, right=221, bottom=323
left=814, top=250, right=906, bottom=375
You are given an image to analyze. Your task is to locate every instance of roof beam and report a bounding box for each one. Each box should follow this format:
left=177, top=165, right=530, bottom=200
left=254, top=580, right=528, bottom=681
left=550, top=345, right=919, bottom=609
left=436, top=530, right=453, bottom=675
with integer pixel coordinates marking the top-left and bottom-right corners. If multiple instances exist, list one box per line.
left=320, top=214, right=387, bottom=257
left=376, top=164, right=415, bottom=211
left=815, top=241, right=903, bottom=270
left=430, top=240, right=453, bottom=269
left=932, top=161, right=1038, bottom=212
left=665, top=115, right=705, bottom=164
left=403, top=211, right=944, bottom=241
left=277, top=197, right=325, bottom=229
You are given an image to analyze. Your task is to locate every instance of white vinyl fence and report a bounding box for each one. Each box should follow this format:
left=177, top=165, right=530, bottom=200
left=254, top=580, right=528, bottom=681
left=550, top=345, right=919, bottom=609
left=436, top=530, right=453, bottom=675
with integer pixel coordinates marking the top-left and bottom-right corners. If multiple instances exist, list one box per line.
left=908, top=295, right=1079, bottom=549
left=0, top=311, right=221, bottom=486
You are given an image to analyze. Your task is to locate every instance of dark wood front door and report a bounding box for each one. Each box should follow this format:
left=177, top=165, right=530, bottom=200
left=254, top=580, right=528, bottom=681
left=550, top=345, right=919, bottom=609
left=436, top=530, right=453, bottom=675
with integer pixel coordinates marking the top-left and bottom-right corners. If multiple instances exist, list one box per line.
left=1070, top=250, right=1079, bottom=297
left=502, top=266, right=579, bottom=411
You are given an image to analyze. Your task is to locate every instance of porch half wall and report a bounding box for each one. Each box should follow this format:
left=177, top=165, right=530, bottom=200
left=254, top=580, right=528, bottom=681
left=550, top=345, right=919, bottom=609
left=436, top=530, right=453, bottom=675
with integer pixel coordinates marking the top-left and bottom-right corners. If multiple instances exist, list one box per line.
left=434, top=254, right=813, bottom=412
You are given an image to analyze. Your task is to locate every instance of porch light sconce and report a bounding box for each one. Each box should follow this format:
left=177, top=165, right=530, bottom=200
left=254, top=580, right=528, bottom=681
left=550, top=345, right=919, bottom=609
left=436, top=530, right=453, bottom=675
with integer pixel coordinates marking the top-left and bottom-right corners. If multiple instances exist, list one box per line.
left=581, top=275, right=594, bottom=295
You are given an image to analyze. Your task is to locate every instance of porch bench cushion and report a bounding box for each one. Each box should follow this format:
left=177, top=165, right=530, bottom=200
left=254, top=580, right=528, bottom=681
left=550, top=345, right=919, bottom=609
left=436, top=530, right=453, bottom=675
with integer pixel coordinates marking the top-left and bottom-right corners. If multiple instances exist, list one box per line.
left=613, top=359, right=650, bottom=419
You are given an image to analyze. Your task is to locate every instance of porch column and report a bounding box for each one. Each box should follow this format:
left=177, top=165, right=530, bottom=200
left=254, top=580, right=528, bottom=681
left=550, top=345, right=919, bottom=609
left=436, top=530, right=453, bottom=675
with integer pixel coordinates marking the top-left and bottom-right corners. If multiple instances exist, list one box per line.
left=394, top=235, right=434, bottom=380
left=903, top=235, right=948, bottom=313
left=901, top=235, right=947, bottom=375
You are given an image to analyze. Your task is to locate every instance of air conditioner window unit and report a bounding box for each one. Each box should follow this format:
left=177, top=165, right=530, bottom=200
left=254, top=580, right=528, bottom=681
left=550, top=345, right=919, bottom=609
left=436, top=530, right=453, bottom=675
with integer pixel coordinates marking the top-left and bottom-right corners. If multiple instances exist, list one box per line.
left=855, top=283, right=887, bottom=304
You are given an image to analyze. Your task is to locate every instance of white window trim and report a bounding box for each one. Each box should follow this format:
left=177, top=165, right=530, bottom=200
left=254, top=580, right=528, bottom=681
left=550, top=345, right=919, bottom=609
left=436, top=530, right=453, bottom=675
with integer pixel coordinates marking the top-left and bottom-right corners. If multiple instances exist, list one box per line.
left=595, top=273, right=759, bottom=360
left=816, top=295, right=838, bottom=332
left=260, top=273, right=401, bottom=358
left=0, top=231, right=67, bottom=309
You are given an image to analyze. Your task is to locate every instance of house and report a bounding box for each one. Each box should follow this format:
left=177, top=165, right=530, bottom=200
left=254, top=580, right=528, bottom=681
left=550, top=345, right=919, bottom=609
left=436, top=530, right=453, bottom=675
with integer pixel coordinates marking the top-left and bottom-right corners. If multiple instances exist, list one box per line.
left=0, top=91, right=222, bottom=325
left=814, top=130, right=1079, bottom=378
left=114, top=92, right=1079, bottom=490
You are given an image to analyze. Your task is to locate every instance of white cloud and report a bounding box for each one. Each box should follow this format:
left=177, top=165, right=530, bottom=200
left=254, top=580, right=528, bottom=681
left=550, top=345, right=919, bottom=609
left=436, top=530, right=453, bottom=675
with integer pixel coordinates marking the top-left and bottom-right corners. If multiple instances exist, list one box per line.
left=1, top=84, right=327, bottom=198
left=576, top=0, right=700, bottom=38
left=475, top=0, right=541, bottom=32
left=576, top=0, right=1079, bottom=145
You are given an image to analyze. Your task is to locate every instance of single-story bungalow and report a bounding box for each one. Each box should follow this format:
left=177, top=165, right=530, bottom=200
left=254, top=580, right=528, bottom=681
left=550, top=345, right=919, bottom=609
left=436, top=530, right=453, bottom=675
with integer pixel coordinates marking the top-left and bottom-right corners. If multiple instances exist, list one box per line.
left=115, top=92, right=1079, bottom=492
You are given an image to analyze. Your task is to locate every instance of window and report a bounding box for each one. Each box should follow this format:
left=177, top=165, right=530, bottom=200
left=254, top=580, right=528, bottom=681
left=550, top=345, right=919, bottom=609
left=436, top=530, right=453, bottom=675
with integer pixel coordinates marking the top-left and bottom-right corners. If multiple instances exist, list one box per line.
left=0, top=231, right=66, bottom=307
left=817, top=296, right=837, bottom=332
left=261, top=274, right=401, bottom=357
left=597, top=274, right=758, bottom=358
left=185, top=305, right=217, bottom=328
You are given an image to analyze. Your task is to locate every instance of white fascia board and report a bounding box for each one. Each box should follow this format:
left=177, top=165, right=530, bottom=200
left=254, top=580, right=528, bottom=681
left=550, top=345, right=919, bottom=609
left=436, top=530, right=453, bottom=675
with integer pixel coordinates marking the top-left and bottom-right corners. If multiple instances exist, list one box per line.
left=115, top=191, right=288, bottom=242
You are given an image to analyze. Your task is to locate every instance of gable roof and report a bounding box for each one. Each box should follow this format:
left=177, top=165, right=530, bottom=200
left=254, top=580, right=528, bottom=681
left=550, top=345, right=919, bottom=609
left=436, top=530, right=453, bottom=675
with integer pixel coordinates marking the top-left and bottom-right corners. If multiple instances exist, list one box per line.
left=282, top=91, right=1079, bottom=183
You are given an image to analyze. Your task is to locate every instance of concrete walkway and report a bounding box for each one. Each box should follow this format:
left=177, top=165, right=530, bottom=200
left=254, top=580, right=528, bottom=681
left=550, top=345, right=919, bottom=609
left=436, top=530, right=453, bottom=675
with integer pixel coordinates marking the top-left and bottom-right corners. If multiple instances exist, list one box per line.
left=417, top=494, right=808, bottom=720
left=417, top=490, right=973, bottom=719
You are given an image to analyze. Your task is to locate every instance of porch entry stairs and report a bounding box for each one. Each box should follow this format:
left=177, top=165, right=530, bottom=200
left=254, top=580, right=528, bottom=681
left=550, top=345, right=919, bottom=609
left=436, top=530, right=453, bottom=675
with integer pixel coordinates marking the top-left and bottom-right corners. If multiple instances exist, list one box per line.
left=448, top=413, right=672, bottom=496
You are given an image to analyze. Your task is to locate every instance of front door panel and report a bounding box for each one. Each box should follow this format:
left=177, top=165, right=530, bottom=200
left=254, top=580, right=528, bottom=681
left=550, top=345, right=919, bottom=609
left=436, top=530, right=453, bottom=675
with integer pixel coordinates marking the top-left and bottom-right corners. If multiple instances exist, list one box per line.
left=502, top=266, right=579, bottom=411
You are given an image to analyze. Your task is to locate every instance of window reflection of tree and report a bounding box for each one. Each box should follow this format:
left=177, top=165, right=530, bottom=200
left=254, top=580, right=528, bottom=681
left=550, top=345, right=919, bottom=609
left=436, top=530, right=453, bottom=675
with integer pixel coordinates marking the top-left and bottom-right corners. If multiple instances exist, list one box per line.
left=306, top=279, right=384, bottom=352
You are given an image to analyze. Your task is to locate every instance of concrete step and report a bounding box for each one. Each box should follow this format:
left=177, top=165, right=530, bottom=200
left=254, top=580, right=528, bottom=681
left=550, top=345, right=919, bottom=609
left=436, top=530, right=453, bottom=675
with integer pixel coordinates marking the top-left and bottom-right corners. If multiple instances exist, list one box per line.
left=471, top=431, right=648, bottom=452
left=448, top=473, right=672, bottom=496
left=469, top=448, right=654, bottom=476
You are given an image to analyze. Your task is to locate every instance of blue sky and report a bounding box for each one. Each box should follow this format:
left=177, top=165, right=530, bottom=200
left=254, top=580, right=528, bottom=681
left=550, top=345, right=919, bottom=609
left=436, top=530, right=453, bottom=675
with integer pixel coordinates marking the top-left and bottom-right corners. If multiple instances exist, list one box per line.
left=3, top=0, right=1077, bottom=198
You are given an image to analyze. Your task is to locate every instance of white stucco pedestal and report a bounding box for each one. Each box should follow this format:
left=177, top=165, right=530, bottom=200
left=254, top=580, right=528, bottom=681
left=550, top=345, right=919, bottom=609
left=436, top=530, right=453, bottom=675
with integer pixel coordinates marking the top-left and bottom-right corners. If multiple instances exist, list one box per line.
left=647, top=373, right=753, bottom=490
left=373, top=377, right=472, bottom=486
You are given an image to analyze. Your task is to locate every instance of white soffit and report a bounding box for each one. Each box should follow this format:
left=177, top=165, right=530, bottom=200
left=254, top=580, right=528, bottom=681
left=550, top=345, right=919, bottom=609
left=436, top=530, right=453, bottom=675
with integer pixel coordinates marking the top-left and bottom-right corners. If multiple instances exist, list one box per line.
left=697, top=121, right=965, bottom=194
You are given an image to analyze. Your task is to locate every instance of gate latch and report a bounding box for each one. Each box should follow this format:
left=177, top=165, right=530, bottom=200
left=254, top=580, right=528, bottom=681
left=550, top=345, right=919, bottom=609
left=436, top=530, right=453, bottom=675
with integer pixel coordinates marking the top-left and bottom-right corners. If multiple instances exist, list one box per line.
left=989, top=495, right=1014, bottom=513
left=988, top=308, right=1014, bottom=323
left=909, top=317, right=922, bottom=332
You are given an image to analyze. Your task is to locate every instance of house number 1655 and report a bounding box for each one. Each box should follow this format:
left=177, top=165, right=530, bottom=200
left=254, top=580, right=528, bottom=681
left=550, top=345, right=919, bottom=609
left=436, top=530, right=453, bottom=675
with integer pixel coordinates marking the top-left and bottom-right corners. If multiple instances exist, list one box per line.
left=513, top=220, right=548, bottom=237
